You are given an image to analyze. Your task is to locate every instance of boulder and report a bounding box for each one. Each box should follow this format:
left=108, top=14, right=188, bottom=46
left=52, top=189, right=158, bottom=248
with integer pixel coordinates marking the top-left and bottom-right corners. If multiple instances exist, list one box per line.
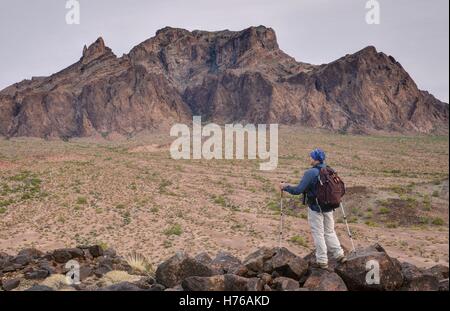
left=24, top=268, right=50, bottom=280
left=88, top=245, right=104, bottom=258
left=211, top=251, right=242, bottom=274
left=269, top=248, right=309, bottom=280
left=17, top=248, right=43, bottom=259
left=271, top=277, right=300, bottom=291
left=93, top=264, right=113, bottom=277
left=194, top=252, right=213, bottom=266
left=243, top=247, right=275, bottom=275
left=79, top=265, right=93, bottom=281
left=182, top=274, right=264, bottom=291
left=182, top=275, right=225, bottom=291
left=38, top=259, right=56, bottom=275
left=52, top=248, right=84, bottom=263
left=0, top=252, right=10, bottom=270
left=243, top=247, right=308, bottom=280
left=258, top=273, right=273, bottom=287
left=2, top=278, right=20, bottom=291
left=334, top=244, right=403, bottom=291
left=438, top=279, right=449, bottom=291
left=97, top=281, right=143, bottom=291
left=133, top=276, right=156, bottom=290
left=10, top=254, right=31, bottom=266
left=303, top=268, right=348, bottom=291
left=155, top=251, right=214, bottom=288
left=400, top=262, right=439, bottom=291
left=424, top=264, right=449, bottom=280
left=25, top=285, right=55, bottom=291
left=149, top=284, right=166, bottom=291
left=224, top=275, right=264, bottom=291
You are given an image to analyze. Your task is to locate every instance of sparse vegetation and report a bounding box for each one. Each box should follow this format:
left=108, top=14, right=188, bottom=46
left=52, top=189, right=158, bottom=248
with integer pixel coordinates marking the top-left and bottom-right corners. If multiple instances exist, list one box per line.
left=290, top=235, right=308, bottom=248
left=164, top=224, right=182, bottom=236
left=76, top=196, right=87, bottom=205
left=125, top=252, right=154, bottom=275
left=0, top=128, right=447, bottom=268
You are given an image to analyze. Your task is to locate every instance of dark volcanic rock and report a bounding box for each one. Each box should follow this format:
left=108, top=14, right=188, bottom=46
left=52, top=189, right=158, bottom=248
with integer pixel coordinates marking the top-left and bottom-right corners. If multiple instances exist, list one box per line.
left=424, top=264, right=449, bottom=280
left=87, top=245, right=104, bottom=258
left=334, top=244, right=404, bottom=291
left=17, top=248, right=43, bottom=259
left=271, top=277, right=300, bottom=291
left=243, top=247, right=308, bottom=280
left=182, top=275, right=225, bottom=291
left=52, top=248, right=84, bottom=263
left=155, top=251, right=214, bottom=288
left=211, top=251, right=243, bottom=274
left=438, top=279, right=449, bottom=291
left=24, top=268, right=49, bottom=280
left=400, top=262, right=439, bottom=291
left=25, top=285, right=55, bottom=291
left=2, top=278, right=20, bottom=291
left=97, top=282, right=143, bottom=291
left=0, top=26, right=447, bottom=139
left=181, top=274, right=264, bottom=291
left=303, top=268, right=348, bottom=291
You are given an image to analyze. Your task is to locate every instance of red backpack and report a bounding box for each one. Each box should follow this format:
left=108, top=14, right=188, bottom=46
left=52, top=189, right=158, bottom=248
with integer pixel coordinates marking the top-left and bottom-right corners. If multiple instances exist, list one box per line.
left=316, top=166, right=346, bottom=212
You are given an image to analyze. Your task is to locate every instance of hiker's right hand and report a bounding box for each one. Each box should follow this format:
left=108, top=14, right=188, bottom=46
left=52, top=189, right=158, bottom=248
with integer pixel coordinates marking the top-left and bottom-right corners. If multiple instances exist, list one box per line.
left=279, top=182, right=287, bottom=191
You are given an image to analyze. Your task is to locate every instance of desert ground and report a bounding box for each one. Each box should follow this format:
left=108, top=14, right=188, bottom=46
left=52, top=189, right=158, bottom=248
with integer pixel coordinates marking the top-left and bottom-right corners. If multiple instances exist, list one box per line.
left=0, top=127, right=448, bottom=269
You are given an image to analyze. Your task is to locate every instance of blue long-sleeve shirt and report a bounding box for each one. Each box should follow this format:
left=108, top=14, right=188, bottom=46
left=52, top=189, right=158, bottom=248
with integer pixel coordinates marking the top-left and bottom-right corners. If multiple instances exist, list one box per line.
left=283, top=162, right=327, bottom=213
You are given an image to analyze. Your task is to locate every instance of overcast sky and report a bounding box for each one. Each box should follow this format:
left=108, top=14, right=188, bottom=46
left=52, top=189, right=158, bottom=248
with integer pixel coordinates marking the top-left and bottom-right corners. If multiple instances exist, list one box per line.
left=0, top=0, right=448, bottom=102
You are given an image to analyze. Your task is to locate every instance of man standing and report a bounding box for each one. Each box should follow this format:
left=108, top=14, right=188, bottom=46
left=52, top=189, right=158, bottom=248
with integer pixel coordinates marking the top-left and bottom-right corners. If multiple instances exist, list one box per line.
left=280, top=148, right=346, bottom=269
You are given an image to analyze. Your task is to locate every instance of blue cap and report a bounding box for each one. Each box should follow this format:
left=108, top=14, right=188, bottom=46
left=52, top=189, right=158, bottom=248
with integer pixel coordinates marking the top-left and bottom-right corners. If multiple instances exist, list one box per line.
left=310, top=148, right=326, bottom=163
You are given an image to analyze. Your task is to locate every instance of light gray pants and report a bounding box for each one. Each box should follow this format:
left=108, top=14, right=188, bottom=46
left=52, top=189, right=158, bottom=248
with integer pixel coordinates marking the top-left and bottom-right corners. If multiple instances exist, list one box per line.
left=308, top=208, right=344, bottom=264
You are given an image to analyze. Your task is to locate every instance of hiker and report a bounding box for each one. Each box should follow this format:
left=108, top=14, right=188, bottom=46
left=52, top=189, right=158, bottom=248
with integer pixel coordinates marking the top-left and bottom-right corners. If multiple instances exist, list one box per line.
left=279, top=148, right=347, bottom=269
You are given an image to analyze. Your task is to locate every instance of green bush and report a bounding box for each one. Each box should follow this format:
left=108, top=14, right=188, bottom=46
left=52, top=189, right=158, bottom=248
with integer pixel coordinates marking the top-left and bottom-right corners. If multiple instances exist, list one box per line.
left=432, top=217, right=445, bottom=226
left=379, top=207, right=390, bottom=215
left=290, top=235, right=308, bottom=247
left=76, top=197, right=87, bottom=205
left=164, top=224, right=182, bottom=236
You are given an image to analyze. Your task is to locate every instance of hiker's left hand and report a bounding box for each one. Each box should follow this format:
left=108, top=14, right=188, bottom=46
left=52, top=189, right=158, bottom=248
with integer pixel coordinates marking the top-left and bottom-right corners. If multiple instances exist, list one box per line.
left=279, top=182, right=287, bottom=191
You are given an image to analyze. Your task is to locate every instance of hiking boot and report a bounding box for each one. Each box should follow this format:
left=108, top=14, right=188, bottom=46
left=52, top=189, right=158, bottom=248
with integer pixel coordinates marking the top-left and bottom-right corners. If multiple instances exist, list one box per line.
left=312, top=262, right=329, bottom=270
left=336, top=255, right=347, bottom=264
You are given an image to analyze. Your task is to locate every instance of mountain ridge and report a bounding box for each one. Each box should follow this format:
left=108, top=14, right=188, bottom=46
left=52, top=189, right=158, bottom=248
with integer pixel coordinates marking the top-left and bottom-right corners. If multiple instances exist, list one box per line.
left=0, top=25, right=448, bottom=138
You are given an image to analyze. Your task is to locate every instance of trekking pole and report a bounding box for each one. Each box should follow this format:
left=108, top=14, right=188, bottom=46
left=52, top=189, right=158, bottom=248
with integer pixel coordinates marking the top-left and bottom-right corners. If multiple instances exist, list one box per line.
left=340, top=202, right=356, bottom=252
left=278, top=190, right=284, bottom=249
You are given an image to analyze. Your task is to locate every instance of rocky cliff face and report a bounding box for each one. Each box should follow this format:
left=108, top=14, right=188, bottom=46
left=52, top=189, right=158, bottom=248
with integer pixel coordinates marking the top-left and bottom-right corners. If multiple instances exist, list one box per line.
left=0, top=26, right=448, bottom=138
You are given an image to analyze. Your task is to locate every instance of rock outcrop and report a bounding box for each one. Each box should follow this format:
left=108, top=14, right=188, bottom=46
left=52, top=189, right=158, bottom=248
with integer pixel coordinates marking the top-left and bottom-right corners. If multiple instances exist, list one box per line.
left=0, top=26, right=448, bottom=139
left=0, top=244, right=448, bottom=291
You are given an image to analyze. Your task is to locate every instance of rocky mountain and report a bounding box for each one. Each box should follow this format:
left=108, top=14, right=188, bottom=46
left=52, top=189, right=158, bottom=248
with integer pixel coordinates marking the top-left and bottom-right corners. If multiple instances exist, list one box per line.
left=0, top=26, right=448, bottom=138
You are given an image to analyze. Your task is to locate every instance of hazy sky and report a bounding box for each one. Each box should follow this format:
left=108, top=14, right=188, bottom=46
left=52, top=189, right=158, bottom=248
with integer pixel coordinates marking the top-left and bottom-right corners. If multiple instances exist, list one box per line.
left=0, top=0, right=448, bottom=102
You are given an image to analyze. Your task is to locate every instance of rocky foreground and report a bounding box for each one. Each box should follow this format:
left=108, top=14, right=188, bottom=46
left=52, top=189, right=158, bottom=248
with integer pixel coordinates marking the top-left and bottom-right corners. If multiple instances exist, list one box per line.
left=0, top=244, right=448, bottom=291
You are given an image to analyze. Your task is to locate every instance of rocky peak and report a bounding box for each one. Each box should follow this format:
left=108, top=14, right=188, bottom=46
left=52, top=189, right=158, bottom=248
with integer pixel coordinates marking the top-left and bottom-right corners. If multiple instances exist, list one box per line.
left=81, top=37, right=115, bottom=64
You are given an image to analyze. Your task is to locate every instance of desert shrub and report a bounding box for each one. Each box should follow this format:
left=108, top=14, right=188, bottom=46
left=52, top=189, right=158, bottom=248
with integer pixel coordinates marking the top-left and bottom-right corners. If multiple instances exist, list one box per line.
left=125, top=252, right=154, bottom=275
left=76, top=196, right=87, bottom=205
left=164, top=224, right=182, bottom=236
left=290, top=235, right=308, bottom=248
left=432, top=217, right=445, bottom=226
left=379, top=207, right=390, bottom=215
